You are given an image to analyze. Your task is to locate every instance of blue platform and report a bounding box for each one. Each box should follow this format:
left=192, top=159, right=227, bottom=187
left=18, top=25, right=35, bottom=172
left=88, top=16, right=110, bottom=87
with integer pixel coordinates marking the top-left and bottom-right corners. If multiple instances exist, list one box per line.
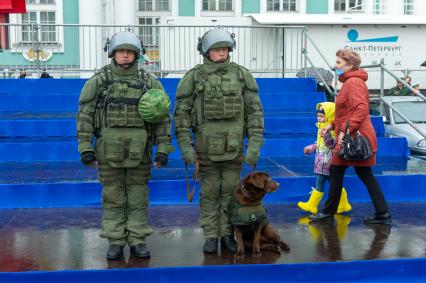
left=0, top=77, right=425, bottom=283
left=1, top=258, right=426, bottom=283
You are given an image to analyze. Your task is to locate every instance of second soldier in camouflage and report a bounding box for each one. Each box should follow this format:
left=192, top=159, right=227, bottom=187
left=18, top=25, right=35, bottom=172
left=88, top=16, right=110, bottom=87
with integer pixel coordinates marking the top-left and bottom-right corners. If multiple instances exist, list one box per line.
left=173, top=28, right=264, bottom=253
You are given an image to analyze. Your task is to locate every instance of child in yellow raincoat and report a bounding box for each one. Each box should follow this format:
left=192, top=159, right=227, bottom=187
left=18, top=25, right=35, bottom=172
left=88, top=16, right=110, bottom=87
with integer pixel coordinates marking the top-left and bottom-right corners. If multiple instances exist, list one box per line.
left=298, top=102, right=351, bottom=214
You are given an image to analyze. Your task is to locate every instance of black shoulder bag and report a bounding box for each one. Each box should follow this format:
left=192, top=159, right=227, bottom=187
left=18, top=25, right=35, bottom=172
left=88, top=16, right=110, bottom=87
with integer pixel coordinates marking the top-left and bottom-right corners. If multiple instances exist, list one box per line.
left=338, top=121, right=373, bottom=161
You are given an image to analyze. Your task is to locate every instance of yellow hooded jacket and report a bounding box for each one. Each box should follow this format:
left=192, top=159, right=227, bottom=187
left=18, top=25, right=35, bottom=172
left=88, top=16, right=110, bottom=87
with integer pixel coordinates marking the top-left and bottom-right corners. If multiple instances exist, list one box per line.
left=316, top=102, right=336, bottom=152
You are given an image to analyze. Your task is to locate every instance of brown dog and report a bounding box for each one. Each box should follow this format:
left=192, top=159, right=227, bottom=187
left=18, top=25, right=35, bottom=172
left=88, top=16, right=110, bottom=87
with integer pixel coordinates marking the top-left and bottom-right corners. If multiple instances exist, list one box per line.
left=229, top=172, right=290, bottom=259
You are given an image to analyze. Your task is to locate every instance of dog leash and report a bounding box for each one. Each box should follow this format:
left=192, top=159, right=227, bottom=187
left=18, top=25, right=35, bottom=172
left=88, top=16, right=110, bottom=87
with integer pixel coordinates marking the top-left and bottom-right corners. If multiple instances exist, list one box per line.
left=185, top=155, right=199, bottom=202
left=253, top=163, right=257, bottom=172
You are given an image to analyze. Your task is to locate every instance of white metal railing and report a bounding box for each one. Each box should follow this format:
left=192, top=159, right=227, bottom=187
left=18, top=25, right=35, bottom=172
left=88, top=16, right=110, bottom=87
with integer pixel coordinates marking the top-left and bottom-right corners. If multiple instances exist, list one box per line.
left=0, top=23, right=307, bottom=78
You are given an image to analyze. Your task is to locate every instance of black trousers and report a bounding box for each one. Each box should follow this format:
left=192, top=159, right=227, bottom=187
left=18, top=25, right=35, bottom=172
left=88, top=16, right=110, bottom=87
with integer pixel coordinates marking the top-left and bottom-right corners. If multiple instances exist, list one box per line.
left=322, top=165, right=388, bottom=215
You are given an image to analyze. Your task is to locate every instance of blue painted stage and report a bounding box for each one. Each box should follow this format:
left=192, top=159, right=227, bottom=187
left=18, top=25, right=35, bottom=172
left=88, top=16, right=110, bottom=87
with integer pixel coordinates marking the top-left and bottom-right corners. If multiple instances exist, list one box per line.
left=0, top=77, right=425, bottom=282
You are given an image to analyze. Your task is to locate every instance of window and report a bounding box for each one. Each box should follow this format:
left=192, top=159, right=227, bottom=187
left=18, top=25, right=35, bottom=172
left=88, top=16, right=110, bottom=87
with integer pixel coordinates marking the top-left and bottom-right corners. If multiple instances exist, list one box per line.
left=40, top=0, right=55, bottom=4
left=334, top=0, right=364, bottom=12
left=21, top=12, right=37, bottom=42
left=138, top=17, right=160, bottom=48
left=266, top=0, right=297, bottom=12
left=202, top=0, right=233, bottom=11
left=139, top=0, right=169, bottom=11
left=373, top=0, right=385, bottom=15
left=26, top=0, right=55, bottom=4
left=21, top=11, right=56, bottom=43
left=40, top=12, right=56, bottom=42
left=155, top=0, right=169, bottom=10
left=404, top=0, right=414, bottom=15
left=267, top=0, right=280, bottom=11
left=334, top=0, right=345, bottom=11
left=348, top=0, right=363, bottom=11
left=393, top=101, right=426, bottom=124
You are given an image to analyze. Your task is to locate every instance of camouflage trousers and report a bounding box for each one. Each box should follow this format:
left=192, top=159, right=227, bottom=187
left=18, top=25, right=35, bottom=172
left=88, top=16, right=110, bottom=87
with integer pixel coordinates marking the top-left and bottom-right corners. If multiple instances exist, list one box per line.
left=198, top=155, right=243, bottom=239
left=97, top=153, right=153, bottom=246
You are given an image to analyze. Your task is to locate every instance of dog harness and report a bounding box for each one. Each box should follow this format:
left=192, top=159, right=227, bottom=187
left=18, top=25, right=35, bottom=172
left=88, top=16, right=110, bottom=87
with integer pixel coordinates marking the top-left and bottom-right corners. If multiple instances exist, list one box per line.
left=228, top=195, right=268, bottom=226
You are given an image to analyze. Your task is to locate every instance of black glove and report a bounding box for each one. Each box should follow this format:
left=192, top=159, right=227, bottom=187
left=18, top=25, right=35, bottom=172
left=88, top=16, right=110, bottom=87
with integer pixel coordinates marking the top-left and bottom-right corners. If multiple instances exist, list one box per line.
left=81, top=151, right=96, bottom=165
left=154, top=153, right=168, bottom=167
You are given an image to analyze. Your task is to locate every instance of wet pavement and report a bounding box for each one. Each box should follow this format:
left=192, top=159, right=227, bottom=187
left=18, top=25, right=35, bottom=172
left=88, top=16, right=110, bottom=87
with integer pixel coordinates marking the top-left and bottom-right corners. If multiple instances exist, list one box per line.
left=1, top=203, right=425, bottom=272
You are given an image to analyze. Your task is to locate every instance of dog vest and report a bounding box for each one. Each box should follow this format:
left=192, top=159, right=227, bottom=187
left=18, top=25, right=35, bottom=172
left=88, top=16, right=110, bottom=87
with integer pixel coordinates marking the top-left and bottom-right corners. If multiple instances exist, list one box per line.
left=228, top=196, right=267, bottom=226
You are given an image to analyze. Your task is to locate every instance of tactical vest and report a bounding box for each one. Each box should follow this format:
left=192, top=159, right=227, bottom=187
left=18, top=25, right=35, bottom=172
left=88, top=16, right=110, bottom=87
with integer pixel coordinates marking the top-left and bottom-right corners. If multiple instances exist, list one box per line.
left=192, top=63, right=245, bottom=162
left=95, top=65, right=152, bottom=168
left=228, top=196, right=268, bottom=226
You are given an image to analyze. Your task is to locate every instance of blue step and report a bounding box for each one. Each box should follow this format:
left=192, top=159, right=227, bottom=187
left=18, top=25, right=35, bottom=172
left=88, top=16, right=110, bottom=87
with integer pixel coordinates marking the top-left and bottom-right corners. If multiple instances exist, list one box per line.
left=0, top=136, right=409, bottom=162
left=0, top=156, right=410, bottom=185
left=0, top=78, right=319, bottom=112
left=0, top=112, right=385, bottom=138
left=1, top=172, right=425, bottom=208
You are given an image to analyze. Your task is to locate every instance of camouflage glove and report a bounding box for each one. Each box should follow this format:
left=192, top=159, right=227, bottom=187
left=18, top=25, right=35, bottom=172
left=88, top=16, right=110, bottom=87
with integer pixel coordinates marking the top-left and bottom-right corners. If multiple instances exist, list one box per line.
left=81, top=151, right=96, bottom=166
left=154, top=153, right=168, bottom=167
left=181, top=147, right=196, bottom=165
left=245, top=137, right=263, bottom=165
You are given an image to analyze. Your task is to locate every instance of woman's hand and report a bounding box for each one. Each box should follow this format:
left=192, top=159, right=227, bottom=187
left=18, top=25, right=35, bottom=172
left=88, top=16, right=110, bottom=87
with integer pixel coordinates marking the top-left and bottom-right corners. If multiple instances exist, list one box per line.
left=337, top=131, right=345, bottom=146
left=320, top=124, right=333, bottom=137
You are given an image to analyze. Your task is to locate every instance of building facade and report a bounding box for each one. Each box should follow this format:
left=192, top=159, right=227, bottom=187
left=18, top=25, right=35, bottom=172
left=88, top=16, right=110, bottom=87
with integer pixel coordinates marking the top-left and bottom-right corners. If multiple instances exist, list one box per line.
left=0, top=0, right=425, bottom=79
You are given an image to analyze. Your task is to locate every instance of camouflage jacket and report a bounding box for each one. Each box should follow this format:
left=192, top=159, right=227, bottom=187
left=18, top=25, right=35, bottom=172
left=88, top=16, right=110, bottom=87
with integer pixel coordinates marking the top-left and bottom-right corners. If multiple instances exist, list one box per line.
left=173, top=57, right=264, bottom=160
left=76, top=61, right=172, bottom=156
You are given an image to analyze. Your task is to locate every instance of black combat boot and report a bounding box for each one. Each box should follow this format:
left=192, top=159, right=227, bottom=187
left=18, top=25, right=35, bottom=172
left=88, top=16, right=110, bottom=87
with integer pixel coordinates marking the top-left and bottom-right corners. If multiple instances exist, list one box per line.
left=130, top=243, right=151, bottom=258
left=220, top=235, right=237, bottom=253
left=363, top=212, right=391, bottom=225
left=203, top=238, right=218, bottom=253
left=107, top=244, right=123, bottom=260
left=309, top=212, right=334, bottom=223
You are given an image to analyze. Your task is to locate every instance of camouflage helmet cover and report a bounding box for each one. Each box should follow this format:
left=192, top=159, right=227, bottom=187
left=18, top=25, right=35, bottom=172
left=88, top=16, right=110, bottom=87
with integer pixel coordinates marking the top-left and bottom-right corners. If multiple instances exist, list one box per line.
left=138, top=89, right=171, bottom=123
left=197, top=28, right=236, bottom=55
left=106, top=31, right=143, bottom=58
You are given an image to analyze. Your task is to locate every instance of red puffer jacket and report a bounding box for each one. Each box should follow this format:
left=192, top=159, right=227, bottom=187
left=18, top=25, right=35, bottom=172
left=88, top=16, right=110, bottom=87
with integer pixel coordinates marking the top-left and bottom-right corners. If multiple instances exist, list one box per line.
left=332, top=69, right=378, bottom=166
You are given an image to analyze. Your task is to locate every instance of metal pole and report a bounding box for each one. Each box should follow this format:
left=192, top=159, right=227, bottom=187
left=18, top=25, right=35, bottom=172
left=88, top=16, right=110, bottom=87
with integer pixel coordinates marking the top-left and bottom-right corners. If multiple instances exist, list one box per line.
left=380, top=58, right=385, bottom=116
left=303, top=28, right=332, bottom=70
left=282, top=26, right=285, bottom=78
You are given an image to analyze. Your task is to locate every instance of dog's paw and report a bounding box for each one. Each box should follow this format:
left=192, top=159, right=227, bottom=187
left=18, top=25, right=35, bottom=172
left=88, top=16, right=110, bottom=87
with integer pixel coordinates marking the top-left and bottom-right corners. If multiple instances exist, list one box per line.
left=234, top=250, right=245, bottom=260
left=280, top=242, right=290, bottom=251
left=252, top=250, right=262, bottom=258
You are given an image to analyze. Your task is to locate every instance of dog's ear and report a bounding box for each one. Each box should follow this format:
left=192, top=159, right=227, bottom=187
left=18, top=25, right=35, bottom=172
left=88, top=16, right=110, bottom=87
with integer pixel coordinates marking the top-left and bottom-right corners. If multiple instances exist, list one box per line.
left=259, top=172, right=279, bottom=193
left=247, top=172, right=265, bottom=189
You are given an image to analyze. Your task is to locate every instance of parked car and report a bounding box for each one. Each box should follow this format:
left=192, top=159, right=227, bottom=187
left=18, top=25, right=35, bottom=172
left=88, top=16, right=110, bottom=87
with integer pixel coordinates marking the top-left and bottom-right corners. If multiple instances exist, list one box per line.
left=370, top=96, right=426, bottom=155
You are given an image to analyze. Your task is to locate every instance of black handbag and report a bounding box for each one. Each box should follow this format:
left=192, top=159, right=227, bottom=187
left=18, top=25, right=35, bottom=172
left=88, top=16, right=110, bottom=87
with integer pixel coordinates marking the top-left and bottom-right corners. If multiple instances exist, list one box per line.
left=338, top=122, right=373, bottom=161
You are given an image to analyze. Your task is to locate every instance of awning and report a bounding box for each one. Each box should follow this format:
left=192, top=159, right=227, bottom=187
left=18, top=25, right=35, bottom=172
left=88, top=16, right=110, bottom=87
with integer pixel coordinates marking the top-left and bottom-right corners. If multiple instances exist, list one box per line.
left=0, top=0, right=26, bottom=14
left=249, top=14, right=426, bottom=25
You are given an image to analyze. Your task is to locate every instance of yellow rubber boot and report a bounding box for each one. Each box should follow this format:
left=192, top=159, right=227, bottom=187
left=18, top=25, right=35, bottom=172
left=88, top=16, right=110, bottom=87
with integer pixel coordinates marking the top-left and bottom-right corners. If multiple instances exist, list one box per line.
left=297, top=217, right=322, bottom=242
left=297, top=188, right=324, bottom=214
left=335, top=215, right=352, bottom=240
left=337, top=187, right=352, bottom=214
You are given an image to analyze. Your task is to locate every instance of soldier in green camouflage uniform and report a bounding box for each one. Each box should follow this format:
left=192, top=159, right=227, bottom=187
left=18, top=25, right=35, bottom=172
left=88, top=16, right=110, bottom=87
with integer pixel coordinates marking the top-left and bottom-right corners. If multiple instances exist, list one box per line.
left=173, top=28, right=264, bottom=253
left=77, top=31, right=172, bottom=260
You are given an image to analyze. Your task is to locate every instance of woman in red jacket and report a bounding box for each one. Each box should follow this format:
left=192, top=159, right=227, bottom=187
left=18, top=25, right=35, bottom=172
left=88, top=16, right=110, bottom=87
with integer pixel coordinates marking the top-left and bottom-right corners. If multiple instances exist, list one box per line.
left=309, top=49, right=391, bottom=225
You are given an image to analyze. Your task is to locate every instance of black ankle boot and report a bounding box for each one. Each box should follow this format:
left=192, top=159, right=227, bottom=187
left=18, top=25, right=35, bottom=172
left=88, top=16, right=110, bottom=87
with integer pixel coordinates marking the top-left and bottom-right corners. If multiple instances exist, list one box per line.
left=220, top=235, right=237, bottom=253
left=203, top=238, right=218, bottom=253
left=130, top=243, right=151, bottom=258
left=363, top=212, right=391, bottom=225
left=309, top=212, right=334, bottom=223
left=107, top=244, right=123, bottom=260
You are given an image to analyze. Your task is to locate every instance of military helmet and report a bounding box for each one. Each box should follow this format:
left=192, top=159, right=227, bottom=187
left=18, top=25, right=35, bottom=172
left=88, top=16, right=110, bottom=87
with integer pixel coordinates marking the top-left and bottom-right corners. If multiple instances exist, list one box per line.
left=197, top=28, right=236, bottom=56
left=106, top=31, right=144, bottom=59
left=138, top=89, right=170, bottom=123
